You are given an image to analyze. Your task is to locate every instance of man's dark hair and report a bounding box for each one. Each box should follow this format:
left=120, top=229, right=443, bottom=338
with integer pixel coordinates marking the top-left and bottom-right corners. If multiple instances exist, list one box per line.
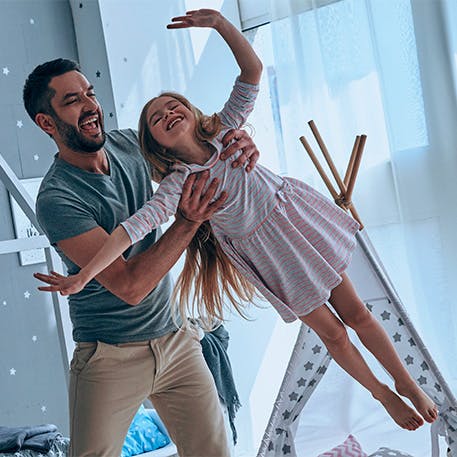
left=23, top=58, right=81, bottom=121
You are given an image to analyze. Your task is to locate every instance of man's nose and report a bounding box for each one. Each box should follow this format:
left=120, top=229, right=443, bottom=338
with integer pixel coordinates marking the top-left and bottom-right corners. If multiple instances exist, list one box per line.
left=83, top=96, right=98, bottom=111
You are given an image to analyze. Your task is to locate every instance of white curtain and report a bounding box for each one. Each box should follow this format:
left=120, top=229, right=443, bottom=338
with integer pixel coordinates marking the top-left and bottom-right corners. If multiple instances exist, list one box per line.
left=246, top=0, right=457, bottom=390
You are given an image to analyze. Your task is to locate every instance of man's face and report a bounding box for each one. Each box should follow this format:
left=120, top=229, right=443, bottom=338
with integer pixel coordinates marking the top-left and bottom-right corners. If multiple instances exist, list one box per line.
left=48, top=71, right=105, bottom=153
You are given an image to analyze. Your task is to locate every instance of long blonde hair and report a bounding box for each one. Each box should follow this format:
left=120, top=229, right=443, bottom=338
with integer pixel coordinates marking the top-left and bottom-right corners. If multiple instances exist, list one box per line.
left=138, top=92, right=256, bottom=328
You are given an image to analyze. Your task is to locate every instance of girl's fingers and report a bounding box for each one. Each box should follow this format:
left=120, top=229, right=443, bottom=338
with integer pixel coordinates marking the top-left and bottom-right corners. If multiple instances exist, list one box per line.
left=33, top=273, right=59, bottom=285
left=170, top=15, right=190, bottom=22
left=38, top=285, right=60, bottom=292
left=50, top=270, right=65, bottom=278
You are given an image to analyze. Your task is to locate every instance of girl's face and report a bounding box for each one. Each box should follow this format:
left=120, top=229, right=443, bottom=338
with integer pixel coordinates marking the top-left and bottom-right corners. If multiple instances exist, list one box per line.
left=147, top=96, right=195, bottom=149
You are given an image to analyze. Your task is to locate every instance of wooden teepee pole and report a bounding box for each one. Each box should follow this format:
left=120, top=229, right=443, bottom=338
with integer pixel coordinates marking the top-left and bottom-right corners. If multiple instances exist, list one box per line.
left=300, top=121, right=365, bottom=230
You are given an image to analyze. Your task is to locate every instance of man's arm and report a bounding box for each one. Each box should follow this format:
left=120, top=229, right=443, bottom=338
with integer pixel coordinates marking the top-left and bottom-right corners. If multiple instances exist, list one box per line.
left=36, top=172, right=226, bottom=304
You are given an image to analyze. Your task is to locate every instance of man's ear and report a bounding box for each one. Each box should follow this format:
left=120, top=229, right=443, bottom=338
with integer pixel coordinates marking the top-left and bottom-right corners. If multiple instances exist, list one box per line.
left=35, top=113, right=56, bottom=137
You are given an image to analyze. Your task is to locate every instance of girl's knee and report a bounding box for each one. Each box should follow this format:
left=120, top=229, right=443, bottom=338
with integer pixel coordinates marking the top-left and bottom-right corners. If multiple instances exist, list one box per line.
left=320, top=320, right=350, bottom=348
left=343, top=306, right=373, bottom=330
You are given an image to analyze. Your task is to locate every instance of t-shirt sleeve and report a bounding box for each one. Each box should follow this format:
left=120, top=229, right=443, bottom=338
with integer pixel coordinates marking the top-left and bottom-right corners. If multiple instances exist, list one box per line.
left=36, top=189, right=99, bottom=245
left=120, top=170, right=187, bottom=244
left=218, top=77, right=260, bottom=129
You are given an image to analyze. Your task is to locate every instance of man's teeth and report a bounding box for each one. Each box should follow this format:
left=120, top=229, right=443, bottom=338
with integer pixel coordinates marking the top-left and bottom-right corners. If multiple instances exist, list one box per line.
left=80, top=117, right=98, bottom=128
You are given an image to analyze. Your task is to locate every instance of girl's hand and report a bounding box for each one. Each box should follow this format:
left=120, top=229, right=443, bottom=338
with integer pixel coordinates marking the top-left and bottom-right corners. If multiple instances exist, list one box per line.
left=33, top=270, right=88, bottom=296
left=167, top=9, right=222, bottom=30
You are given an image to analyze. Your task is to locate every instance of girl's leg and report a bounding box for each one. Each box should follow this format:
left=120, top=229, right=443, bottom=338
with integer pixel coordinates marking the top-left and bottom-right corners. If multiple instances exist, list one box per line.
left=300, top=304, right=423, bottom=430
left=328, top=273, right=438, bottom=423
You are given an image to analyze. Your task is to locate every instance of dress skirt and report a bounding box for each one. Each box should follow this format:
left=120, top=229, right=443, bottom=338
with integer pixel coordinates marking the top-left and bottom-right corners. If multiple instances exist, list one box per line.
left=217, top=177, right=360, bottom=322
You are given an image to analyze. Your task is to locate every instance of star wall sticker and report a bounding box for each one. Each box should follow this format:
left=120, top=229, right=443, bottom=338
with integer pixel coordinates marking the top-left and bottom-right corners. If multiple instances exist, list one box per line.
left=421, top=361, right=429, bottom=371
left=17, top=120, right=23, bottom=128
left=405, top=355, right=414, bottom=365
left=2, top=300, right=6, bottom=306
left=41, top=405, right=47, bottom=412
left=417, top=375, right=427, bottom=385
left=24, top=290, right=31, bottom=299
left=32, top=335, right=38, bottom=342
left=297, top=377, right=306, bottom=387
left=282, top=444, right=291, bottom=454
left=312, top=344, right=322, bottom=354
left=408, top=337, right=416, bottom=347
left=282, top=410, right=291, bottom=420
left=96, top=70, right=101, bottom=78
left=304, top=361, right=314, bottom=370
left=30, top=18, right=35, bottom=24
left=366, top=303, right=373, bottom=312
left=381, top=310, right=391, bottom=320
left=309, top=379, right=317, bottom=387
left=3, top=67, right=10, bottom=76
left=33, top=154, right=39, bottom=161
left=10, top=368, right=16, bottom=375
left=392, top=332, right=401, bottom=342
left=288, top=391, right=298, bottom=401
left=435, top=383, right=442, bottom=392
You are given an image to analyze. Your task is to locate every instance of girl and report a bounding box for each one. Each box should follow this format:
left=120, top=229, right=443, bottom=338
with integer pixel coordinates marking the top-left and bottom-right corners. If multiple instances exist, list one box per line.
left=37, top=9, right=437, bottom=431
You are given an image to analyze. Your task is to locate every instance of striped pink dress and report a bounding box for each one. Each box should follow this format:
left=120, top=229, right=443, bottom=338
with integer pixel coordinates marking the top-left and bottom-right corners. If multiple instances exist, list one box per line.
left=121, top=78, right=359, bottom=322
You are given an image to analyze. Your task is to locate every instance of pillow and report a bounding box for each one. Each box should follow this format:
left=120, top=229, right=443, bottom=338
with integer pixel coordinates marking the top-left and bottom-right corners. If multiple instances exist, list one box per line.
left=121, top=405, right=170, bottom=457
left=317, top=434, right=367, bottom=457
left=368, top=449, right=414, bottom=457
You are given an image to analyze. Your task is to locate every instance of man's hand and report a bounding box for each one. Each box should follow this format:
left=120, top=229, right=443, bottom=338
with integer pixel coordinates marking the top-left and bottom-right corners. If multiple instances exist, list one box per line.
left=177, top=171, right=228, bottom=224
left=220, top=128, right=260, bottom=172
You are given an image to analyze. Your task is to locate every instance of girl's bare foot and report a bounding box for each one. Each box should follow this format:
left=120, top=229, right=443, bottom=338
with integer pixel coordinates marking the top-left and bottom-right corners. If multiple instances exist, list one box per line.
left=374, top=384, right=424, bottom=430
left=396, top=382, right=439, bottom=423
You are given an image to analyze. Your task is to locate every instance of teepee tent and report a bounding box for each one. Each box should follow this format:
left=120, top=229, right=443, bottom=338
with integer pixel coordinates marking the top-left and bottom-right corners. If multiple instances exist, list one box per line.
left=257, top=124, right=457, bottom=457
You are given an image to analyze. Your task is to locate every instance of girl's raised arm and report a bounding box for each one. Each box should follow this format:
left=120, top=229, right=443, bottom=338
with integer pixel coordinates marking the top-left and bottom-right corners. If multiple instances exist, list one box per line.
left=168, top=9, right=262, bottom=85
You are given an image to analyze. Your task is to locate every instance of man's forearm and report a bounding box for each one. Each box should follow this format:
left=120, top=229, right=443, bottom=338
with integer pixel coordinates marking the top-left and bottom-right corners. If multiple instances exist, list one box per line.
left=123, top=217, right=199, bottom=304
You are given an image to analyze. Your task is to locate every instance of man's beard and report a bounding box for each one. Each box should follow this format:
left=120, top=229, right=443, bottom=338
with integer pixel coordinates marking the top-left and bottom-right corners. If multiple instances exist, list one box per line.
left=53, top=113, right=106, bottom=153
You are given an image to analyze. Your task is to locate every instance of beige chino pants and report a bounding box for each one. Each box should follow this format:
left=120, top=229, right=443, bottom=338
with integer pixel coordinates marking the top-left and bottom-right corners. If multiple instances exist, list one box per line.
left=68, top=325, right=230, bottom=457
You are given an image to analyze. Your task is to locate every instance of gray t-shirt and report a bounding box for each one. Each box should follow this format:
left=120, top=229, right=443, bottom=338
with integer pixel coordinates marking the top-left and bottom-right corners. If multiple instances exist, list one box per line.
left=36, top=128, right=179, bottom=343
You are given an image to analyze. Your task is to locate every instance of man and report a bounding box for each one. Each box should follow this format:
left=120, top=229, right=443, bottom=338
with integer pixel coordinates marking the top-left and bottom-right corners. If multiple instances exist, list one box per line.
left=24, top=58, right=259, bottom=457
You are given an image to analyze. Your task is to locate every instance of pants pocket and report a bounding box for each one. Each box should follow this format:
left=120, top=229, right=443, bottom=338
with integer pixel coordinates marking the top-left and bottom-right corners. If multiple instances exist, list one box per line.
left=70, top=341, right=104, bottom=374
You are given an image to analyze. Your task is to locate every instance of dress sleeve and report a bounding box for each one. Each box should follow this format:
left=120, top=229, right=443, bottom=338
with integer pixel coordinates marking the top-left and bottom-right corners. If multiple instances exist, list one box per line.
left=218, top=77, right=260, bottom=129
left=120, top=170, right=188, bottom=243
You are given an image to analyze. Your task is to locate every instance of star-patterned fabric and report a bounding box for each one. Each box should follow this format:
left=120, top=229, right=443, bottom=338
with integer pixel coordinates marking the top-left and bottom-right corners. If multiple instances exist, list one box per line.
left=258, top=231, right=457, bottom=457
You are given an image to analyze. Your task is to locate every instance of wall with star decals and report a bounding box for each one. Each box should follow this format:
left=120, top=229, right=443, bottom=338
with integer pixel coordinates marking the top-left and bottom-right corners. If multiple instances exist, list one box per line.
left=0, top=0, right=117, bottom=434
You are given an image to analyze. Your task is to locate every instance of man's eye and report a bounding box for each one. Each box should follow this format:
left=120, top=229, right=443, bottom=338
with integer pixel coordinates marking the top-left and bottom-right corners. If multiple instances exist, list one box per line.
left=66, top=99, right=77, bottom=105
left=153, top=116, right=161, bottom=125
left=88, top=93, right=96, bottom=97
